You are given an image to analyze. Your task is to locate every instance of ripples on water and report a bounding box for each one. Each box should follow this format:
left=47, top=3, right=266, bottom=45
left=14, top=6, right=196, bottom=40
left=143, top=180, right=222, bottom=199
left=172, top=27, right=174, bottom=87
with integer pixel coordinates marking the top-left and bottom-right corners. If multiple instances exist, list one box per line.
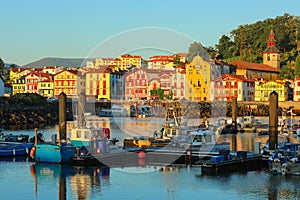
left=2, top=159, right=300, bottom=199
left=1, top=116, right=300, bottom=199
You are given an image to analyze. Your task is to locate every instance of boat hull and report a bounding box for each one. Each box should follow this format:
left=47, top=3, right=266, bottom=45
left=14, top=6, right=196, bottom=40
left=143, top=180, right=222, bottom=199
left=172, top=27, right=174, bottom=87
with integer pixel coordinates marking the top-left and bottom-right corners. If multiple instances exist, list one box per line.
left=0, top=142, right=33, bottom=157
left=35, top=144, right=76, bottom=164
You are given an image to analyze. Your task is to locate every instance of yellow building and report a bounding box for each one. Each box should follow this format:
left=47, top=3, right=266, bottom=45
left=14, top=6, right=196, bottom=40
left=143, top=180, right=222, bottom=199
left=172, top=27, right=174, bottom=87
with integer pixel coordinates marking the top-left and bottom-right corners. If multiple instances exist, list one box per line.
left=38, top=74, right=54, bottom=97
left=53, top=69, right=79, bottom=98
left=95, top=58, right=122, bottom=69
left=85, top=68, right=111, bottom=100
left=12, top=76, right=26, bottom=94
left=185, top=56, right=212, bottom=101
left=119, top=55, right=142, bottom=70
left=10, top=68, right=31, bottom=82
left=254, top=80, right=289, bottom=101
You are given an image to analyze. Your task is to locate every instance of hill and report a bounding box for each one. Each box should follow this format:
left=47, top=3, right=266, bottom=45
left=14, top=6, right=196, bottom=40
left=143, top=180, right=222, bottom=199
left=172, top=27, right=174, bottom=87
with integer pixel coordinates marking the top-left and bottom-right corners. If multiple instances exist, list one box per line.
left=22, top=57, right=94, bottom=68
left=215, top=13, right=299, bottom=63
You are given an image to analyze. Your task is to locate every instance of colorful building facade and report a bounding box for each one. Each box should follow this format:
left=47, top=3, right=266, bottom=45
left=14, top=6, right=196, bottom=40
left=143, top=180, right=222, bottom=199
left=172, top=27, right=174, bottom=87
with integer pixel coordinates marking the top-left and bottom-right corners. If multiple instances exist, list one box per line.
left=53, top=69, right=78, bottom=98
left=254, top=80, right=289, bottom=101
left=211, top=74, right=255, bottom=102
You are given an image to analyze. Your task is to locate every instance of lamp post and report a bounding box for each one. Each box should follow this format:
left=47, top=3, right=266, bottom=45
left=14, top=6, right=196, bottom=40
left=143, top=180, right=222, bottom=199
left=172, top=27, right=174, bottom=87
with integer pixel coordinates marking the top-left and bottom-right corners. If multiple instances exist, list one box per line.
left=287, top=106, right=296, bottom=133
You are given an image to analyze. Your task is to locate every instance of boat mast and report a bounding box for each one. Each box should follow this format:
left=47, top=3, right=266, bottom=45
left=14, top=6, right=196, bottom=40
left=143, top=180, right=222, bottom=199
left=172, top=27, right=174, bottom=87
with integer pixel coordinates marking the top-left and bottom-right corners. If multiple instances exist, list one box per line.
left=78, top=92, right=86, bottom=129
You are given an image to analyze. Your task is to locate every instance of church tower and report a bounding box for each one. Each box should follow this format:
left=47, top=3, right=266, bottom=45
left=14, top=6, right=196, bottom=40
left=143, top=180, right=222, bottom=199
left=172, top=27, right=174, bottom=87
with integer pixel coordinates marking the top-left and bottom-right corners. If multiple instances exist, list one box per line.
left=263, top=30, right=280, bottom=69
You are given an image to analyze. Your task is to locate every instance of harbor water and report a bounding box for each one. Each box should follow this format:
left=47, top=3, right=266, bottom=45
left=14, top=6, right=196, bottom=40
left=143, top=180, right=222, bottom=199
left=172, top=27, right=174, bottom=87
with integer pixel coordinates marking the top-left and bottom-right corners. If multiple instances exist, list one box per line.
left=1, top=116, right=300, bottom=200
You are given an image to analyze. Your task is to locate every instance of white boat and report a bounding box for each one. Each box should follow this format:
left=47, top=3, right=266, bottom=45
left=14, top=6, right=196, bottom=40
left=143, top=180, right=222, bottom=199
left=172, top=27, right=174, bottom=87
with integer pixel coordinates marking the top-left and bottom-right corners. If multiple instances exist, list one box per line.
left=98, top=104, right=129, bottom=117
left=187, top=129, right=230, bottom=152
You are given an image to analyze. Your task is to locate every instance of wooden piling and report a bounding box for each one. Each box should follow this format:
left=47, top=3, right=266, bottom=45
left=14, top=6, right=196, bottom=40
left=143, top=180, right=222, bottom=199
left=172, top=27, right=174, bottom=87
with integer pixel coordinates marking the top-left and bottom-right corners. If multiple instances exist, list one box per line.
left=232, top=98, right=237, bottom=128
left=269, top=91, right=278, bottom=150
left=59, top=92, right=67, bottom=141
left=231, top=98, right=237, bottom=151
left=78, top=92, right=86, bottom=128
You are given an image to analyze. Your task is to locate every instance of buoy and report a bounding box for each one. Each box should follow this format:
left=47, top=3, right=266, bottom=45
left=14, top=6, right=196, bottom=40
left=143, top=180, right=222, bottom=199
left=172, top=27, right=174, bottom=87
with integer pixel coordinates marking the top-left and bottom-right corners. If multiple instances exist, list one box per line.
left=26, top=147, right=29, bottom=154
left=13, top=148, right=16, bottom=156
left=30, top=147, right=36, bottom=158
left=138, top=151, right=146, bottom=159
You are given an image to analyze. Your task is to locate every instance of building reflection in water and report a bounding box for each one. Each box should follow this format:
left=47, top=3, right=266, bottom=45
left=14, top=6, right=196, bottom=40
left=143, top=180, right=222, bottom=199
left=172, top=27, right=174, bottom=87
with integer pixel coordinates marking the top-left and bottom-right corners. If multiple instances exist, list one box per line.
left=30, top=163, right=110, bottom=200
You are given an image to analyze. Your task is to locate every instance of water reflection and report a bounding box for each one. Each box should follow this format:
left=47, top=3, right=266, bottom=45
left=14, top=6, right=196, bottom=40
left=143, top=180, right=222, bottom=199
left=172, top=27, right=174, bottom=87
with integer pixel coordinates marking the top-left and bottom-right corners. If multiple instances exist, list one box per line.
left=30, top=163, right=110, bottom=200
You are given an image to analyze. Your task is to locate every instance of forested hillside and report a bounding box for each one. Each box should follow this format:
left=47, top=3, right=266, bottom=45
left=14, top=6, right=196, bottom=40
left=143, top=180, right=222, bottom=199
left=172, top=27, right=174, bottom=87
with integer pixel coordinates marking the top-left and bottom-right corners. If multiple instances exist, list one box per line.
left=215, top=13, right=300, bottom=79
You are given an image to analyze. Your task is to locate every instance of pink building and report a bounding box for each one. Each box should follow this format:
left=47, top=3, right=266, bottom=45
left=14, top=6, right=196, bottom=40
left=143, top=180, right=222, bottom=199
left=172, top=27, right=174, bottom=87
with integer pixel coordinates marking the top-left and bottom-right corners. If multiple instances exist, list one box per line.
left=210, top=74, right=255, bottom=102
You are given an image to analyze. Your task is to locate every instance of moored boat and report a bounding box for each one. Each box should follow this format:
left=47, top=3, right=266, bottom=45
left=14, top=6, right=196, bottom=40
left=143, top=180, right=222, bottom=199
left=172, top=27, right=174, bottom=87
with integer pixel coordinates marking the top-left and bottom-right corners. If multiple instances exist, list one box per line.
left=30, top=93, right=76, bottom=164
left=0, top=132, right=34, bottom=157
left=187, top=129, right=230, bottom=152
left=98, top=104, right=129, bottom=117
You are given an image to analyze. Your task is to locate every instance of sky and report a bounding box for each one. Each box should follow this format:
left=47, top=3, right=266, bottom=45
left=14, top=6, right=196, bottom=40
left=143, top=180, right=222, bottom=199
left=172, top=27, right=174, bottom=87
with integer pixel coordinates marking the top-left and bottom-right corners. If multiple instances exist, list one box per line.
left=0, top=0, right=299, bottom=66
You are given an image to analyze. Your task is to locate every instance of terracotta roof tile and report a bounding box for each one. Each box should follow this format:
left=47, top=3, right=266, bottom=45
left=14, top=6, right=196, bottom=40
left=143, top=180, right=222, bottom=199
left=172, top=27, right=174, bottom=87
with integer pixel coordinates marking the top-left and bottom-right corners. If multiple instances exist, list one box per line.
left=229, top=60, right=280, bottom=73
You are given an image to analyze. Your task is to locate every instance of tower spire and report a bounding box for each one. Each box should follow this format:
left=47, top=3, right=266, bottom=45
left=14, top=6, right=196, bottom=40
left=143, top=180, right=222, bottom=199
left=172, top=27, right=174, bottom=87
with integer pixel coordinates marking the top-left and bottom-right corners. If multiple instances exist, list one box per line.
left=263, top=29, right=280, bottom=69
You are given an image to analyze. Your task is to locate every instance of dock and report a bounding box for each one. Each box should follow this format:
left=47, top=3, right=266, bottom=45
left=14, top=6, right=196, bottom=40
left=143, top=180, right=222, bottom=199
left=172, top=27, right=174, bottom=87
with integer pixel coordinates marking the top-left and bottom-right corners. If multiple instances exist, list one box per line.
left=72, top=145, right=263, bottom=175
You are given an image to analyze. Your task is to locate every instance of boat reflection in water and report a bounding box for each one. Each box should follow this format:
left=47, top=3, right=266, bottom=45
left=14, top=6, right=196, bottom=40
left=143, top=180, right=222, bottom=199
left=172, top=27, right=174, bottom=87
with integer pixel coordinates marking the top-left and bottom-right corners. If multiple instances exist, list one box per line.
left=30, top=163, right=110, bottom=200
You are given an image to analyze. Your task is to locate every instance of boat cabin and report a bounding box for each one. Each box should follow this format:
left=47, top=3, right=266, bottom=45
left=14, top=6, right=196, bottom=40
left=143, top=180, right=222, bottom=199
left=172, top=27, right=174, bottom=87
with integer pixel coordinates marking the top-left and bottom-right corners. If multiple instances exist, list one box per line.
left=187, top=130, right=216, bottom=147
left=71, top=127, right=110, bottom=147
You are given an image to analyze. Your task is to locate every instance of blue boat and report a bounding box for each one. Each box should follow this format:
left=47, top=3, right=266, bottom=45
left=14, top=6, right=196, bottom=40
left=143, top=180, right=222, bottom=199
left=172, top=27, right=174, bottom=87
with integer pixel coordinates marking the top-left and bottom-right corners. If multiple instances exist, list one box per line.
left=34, top=142, right=76, bottom=164
left=31, top=92, right=76, bottom=164
left=0, top=141, right=33, bottom=157
left=0, top=133, right=34, bottom=157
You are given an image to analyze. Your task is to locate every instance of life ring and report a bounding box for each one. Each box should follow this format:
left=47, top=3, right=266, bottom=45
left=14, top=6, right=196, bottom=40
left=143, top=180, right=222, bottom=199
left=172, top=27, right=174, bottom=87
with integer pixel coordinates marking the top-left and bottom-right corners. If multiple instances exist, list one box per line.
left=30, top=147, right=36, bottom=158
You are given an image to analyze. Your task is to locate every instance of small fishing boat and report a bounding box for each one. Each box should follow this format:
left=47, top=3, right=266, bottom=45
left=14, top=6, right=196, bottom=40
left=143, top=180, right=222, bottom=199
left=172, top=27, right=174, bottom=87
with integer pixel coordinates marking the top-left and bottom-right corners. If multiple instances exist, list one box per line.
left=31, top=128, right=76, bottom=164
left=269, top=151, right=300, bottom=176
left=123, top=136, right=171, bottom=151
left=0, top=133, right=33, bottom=157
left=30, top=93, right=76, bottom=164
left=187, top=129, right=230, bottom=152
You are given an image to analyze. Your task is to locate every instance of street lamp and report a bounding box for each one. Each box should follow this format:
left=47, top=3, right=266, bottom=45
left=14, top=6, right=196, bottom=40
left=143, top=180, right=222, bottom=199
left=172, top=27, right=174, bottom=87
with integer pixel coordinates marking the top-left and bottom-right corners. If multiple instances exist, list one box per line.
left=287, top=106, right=296, bottom=132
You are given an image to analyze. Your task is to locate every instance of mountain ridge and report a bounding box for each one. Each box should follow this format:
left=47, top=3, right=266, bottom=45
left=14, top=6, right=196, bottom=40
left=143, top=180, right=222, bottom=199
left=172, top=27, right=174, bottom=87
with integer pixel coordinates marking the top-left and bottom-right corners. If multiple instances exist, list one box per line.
left=22, top=57, right=94, bottom=68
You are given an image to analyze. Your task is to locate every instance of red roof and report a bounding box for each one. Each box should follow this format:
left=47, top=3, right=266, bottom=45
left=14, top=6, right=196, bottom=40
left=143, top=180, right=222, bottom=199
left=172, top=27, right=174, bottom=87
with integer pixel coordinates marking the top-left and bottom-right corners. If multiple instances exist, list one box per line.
left=230, top=60, right=280, bottom=73
left=212, top=74, right=254, bottom=82
left=10, top=68, right=28, bottom=72
left=120, top=55, right=141, bottom=59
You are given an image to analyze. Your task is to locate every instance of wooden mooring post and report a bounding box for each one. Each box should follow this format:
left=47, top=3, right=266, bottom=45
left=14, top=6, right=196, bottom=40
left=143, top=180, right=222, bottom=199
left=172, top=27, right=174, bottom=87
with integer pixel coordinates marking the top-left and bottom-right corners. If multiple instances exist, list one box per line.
left=232, top=98, right=237, bottom=151
left=59, top=92, right=67, bottom=141
left=269, top=91, right=278, bottom=150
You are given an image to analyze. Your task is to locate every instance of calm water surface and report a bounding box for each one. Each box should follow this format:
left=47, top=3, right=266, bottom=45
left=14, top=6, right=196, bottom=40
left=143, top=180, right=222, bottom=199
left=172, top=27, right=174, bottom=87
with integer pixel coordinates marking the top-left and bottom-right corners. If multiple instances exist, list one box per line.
left=1, top=117, right=300, bottom=200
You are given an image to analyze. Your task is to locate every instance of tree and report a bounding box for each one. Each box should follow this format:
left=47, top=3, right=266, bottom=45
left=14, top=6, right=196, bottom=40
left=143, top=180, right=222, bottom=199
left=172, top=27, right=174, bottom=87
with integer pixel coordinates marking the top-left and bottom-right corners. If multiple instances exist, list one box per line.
left=215, top=13, right=300, bottom=63
left=295, top=54, right=300, bottom=78
left=150, top=88, right=164, bottom=100
left=0, top=58, right=4, bottom=74
left=173, top=55, right=181, bottom=65
left=280, top=65, right=295, bottom=79
left=215, top=35, right=235, bottom=59
left=187, top=41, right=210, bottom=62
